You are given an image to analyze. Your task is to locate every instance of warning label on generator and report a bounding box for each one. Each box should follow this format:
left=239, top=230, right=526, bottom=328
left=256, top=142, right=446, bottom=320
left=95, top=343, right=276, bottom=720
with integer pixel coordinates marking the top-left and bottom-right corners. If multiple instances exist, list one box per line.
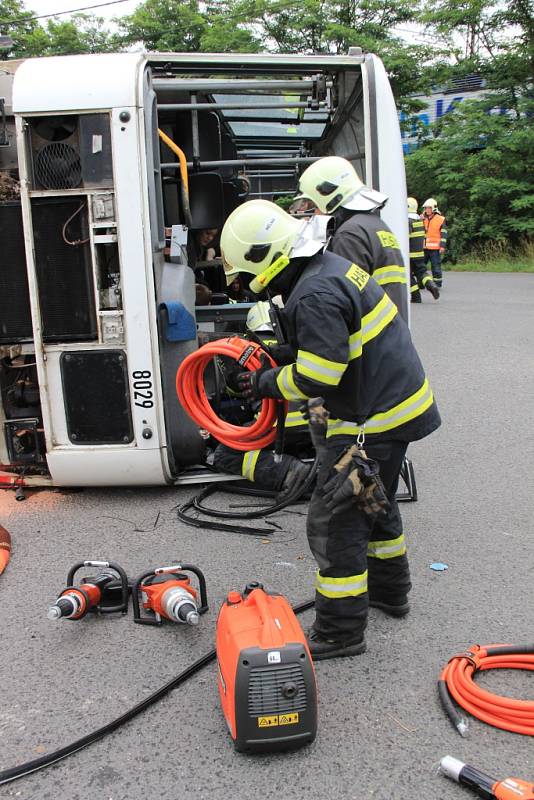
left=257, top=713, right=299, bottom=727
left=279, top=713, right=299, bottom=725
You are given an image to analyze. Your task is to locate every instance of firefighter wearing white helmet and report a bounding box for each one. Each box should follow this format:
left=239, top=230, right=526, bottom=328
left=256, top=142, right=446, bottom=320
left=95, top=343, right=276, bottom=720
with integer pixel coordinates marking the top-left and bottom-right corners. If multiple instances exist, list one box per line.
left=220, top=197, right=441, bottom=661
left=297, top=156, right=409, bottom=321
left=407, top=197, right=440, bottom=303
left=421, top=198, right=447, bottom=288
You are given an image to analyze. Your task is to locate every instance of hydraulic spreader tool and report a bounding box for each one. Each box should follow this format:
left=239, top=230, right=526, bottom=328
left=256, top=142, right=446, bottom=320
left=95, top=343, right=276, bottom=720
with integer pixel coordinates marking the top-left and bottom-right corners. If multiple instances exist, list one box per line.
left=216, top=582, right=317, bottom=752
left=131, top=564, right=208, bottom=626
left=441, top=756, right=534, bottom=799
left=47, top=560, right=129, bottom=620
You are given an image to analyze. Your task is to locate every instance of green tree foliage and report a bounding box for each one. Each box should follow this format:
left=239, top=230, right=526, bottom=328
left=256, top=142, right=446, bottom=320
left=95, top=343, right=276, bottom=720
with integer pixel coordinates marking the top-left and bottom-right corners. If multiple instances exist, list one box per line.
left=119, top=0, right=207, bottom=51
left=0, top=2, right=118, bottom=57
left=405, top=96, right=534, bottom=255
left=407, top=0, right=534, bottom=255
left=0, top=0, right=47, bottom=57
left=200, top=3, right=261, bottom=53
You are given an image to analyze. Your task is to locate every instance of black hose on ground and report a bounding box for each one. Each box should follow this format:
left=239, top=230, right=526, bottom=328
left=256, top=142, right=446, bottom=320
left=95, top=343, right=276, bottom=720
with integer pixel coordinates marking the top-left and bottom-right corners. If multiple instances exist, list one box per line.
left=176, top=458, right=318, bottom=535
left=0, top=600, right=314, bottom=786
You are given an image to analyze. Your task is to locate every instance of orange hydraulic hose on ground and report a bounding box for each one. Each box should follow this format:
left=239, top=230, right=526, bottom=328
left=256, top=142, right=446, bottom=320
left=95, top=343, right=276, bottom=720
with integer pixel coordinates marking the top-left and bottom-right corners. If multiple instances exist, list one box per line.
left=0, top=524, right=12, bottom=575
left=439, top=644, right=534, bottom=736
left=176, top=337, right=285, bottom=451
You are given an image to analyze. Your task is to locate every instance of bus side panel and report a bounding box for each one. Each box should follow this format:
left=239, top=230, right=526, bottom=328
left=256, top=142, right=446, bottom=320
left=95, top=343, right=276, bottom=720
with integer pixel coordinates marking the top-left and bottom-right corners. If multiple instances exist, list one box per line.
left=364, top=55, right=410, bottom=321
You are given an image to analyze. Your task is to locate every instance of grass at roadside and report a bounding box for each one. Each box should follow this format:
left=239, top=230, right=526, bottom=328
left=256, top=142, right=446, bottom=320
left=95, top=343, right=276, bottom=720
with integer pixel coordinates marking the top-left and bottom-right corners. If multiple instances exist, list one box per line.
left=446, top=258, right=534, bottom=272
left=445, top=240, right=534, bottom=272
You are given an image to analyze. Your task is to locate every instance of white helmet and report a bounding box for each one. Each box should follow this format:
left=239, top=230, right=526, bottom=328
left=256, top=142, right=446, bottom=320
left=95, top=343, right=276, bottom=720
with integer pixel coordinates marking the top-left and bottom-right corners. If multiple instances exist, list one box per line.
left=297, top=156, right=388, bottom=213
left=407, top=197, right=418, bottom=214
left=220, top=199, right=325, bottom=293
left=422, top=197, right=438, bottom=211
left=246, top=301, right=273, bottom=334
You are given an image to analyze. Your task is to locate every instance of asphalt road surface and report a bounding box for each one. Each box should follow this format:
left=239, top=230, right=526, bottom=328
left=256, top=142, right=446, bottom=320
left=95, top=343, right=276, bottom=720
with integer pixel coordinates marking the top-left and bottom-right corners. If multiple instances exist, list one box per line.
left=1, top=272, right=534, bottom=800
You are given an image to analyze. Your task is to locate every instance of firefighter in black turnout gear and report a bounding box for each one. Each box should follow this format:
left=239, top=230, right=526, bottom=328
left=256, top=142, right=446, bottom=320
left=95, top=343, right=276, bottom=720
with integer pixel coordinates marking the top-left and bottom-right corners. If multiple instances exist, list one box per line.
left=220, top=199, right=440, bottom=661
left=407, top=197, right=440, bottom=303
left=296, top=155, right=410, bottom=321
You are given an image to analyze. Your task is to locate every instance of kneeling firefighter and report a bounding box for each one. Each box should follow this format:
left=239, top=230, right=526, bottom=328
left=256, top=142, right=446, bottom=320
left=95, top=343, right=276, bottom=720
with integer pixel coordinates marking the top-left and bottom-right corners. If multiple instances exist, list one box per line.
left=220, top=199, right=441, bottom=661
left=213, top=300, right=313, bottom=497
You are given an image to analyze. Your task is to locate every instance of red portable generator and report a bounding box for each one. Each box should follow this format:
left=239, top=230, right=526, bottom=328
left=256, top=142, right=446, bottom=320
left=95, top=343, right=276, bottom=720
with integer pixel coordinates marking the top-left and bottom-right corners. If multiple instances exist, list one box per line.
left=216, top=582, right=317, bottom=753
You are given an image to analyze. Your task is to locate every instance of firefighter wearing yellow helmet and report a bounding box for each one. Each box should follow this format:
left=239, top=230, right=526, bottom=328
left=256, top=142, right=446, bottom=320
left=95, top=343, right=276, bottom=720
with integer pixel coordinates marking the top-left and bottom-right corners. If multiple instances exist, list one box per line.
left=220, top=198, right=441, bottom=661
left=296, top=156, right=409, bottom=321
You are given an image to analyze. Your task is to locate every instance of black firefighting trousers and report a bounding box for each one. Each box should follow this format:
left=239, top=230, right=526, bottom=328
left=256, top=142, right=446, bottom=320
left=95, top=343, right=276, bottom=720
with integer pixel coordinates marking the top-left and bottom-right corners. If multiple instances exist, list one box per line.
left=307, top=436, right=412, bottom=640
left=410, top=260, right=434, bottom=299
left=213, top=444, right=296, bottom=491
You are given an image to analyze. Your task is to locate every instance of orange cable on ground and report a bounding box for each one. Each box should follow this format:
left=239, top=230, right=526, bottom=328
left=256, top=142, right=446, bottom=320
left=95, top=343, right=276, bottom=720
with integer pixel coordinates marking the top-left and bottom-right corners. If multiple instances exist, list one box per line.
left=176, top=336, right=284, bottom=451
left=0, top=524, right=12, bottom=575
left=439, top=643, right=534, bottom=736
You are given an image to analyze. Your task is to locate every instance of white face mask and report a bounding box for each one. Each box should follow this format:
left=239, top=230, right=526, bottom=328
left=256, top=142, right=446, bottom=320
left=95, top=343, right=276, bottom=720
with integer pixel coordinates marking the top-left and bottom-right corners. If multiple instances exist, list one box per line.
left=290, top=214, right=333, bottom=258
left=343, top=186, right=389, bottom=212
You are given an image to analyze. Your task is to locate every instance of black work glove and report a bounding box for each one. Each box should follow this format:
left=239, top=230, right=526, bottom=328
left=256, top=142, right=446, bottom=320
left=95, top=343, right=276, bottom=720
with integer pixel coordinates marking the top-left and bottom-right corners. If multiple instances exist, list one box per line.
left=263, top=342, right=294, bottom=366
left=323, top=445, right=390, bottom=516
left=235, top=355, right=272, bottom=401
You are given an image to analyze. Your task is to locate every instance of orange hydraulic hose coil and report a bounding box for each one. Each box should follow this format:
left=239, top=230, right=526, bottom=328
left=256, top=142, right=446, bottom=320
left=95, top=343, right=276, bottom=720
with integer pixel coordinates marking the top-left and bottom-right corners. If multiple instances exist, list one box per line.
left=439, top=644, right=534, bottom=736
left=176, top=337, right=284, bottom=451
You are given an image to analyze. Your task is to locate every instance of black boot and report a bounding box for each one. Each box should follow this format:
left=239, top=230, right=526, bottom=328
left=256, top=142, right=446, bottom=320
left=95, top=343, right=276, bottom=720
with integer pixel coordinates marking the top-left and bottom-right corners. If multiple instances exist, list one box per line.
left=306, top=628, right=366, bottom=661
left=426, top=280, right=440, bottom=300
left=369, top=596, right=410, bottom=617
left=411, top=290, right=422, bottom=304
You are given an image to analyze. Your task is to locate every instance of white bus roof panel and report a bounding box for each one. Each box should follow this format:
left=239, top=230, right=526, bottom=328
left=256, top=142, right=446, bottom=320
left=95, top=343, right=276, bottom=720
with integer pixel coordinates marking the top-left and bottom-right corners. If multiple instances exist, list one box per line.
left=13, top=53, right=145, bottom=114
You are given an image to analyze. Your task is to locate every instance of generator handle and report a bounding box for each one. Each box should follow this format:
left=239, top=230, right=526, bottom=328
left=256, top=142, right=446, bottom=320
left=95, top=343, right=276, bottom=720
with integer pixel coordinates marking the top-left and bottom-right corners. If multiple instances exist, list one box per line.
left=247, top=588, right=284, bottom=648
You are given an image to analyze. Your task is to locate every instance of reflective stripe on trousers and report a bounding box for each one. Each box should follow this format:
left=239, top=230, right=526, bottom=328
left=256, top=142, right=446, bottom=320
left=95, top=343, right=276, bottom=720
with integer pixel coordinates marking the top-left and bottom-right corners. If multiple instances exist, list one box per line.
left=316, top=570, right=368, bottom=599
left=368, top=534, right=406, bottom=559
left=242, top=449, right=261, bottom=481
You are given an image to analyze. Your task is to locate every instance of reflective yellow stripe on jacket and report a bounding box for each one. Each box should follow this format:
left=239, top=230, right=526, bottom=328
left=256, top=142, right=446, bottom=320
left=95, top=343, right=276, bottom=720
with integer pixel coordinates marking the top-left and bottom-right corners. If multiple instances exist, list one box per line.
left=373, top=265, right=408, bottom=286
left=316, top=570, right=368, bottom=599
left=296, top=350, right=347, bottom=386
left=368, top=534, right=406, bottom=559
left=348, top=294, right=398, bottom=360
left=327, top=378, right=433, bottom=437
left=275, top=364, right=308, bottom=401
left=285, top=409, right=308, bottom=428
left=242, top=449, right=261, bottom=481
left=276, top=294, right=398, bottom=399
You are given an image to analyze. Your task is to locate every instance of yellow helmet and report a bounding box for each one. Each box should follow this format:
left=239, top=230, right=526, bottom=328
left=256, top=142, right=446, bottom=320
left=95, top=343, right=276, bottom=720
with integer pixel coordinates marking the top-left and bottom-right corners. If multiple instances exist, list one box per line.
left=297, top=156, right=387, bottom=213
left=407, top=197, right=418, bottom=214
left=220, top=199, right=324, bottom=293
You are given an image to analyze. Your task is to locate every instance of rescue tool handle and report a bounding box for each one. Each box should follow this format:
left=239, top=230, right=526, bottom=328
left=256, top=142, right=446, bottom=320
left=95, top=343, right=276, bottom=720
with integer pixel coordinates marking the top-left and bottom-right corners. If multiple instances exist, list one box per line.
left=131, top=563, right=208, bottom=625
left=66, top=560, right=129, bottom=615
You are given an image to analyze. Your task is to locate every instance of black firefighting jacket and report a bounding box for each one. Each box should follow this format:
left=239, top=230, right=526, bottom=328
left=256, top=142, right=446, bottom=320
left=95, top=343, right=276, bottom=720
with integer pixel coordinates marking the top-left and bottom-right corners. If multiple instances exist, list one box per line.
left=328, top=208, right=408, bottom=322
left=258, top=250, right=441, bottom=443
left=408, top=214, right=425, bottom=268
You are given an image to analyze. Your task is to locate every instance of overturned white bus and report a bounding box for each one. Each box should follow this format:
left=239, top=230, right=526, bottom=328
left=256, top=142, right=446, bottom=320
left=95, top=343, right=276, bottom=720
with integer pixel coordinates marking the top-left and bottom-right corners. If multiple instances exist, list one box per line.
left=0, top=50, right=408, bottom=488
